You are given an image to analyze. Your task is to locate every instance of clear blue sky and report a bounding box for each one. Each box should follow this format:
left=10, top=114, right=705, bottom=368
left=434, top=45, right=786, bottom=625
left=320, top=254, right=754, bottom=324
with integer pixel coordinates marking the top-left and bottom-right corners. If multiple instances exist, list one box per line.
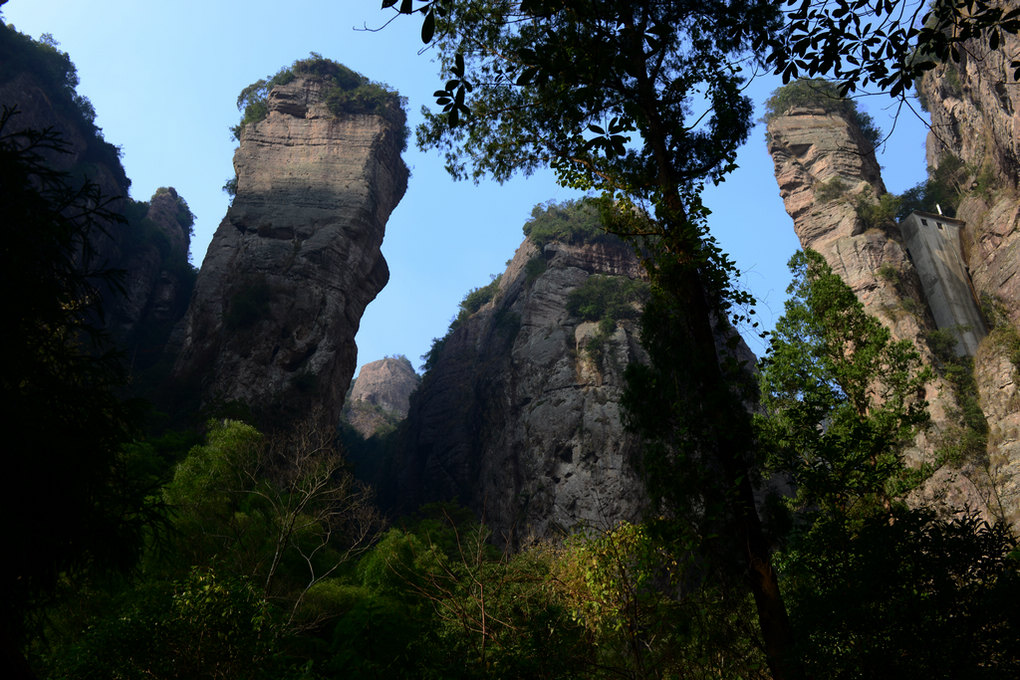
left=3, top=1, right=933, bottom=374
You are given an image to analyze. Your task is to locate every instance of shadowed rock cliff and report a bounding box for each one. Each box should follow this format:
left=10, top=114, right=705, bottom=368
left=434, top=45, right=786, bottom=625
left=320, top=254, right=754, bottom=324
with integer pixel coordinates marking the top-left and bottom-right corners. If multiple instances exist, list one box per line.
left=383, top=230, right=651, bottom=545
left=919, top=32, right=1020, bottom=526
left=0, top=25, right=195, bottom=369
left=172, top=68, right=408, bottom=425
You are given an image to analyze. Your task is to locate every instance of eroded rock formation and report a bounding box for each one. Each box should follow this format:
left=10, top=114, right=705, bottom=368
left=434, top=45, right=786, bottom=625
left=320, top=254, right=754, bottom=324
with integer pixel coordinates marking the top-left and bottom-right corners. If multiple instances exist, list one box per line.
left=919, top=31, right=1020, bottom=526
left=767, top=61, right=1020, bottom=526
left=172, top=74, right=408, bottom=424
left=387, top=236, right=651, bottom=544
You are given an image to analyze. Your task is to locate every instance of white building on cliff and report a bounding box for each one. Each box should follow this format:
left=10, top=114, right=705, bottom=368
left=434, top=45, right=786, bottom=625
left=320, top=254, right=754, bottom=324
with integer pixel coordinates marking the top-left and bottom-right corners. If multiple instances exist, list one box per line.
left=899, top=210, right=986, bottom=356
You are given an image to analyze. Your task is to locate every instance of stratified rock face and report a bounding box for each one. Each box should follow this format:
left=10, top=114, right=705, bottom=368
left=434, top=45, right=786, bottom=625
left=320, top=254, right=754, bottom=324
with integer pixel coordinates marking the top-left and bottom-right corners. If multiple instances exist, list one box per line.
left=392, top=237, right=650, bottom=544
left=344, top=356, right=421, bottom=438
left=766, top=107, right=932, bottom=344
left=767, top=77, right=1020, bottom=527
left=918, top=30, right=1020, bottom=525
left=921, top=31, right=1020, bottom=327
left=172, top=75, right=408, bottom=423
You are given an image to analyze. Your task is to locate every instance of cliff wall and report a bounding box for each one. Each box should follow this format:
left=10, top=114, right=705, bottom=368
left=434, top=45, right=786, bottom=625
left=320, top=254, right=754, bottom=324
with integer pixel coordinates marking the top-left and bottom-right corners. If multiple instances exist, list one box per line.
left=387, top=235, right=650, bottom=544
left=0, top=25, right=194, bottom=367
left=767, top=64, right=1020, bottom=526
left=172, top=74, right=408, bottom=425
left=918, top=30, right=1020, bottom=526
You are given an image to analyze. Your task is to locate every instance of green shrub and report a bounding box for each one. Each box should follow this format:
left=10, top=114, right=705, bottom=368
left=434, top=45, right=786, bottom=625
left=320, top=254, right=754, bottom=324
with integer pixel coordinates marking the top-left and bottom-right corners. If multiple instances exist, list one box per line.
left=815, top=176, right=852, bottom=203
left=896, top=154, right=965, bottom=219
left=856, top=191, right=902, bottom=229
left=449, top=274, right=501, bottom=332
left=764, top=78, right=882, bottom=148
left=925, top=328, right=989, bottom=465
left=525, top=255, right=548, bottom=283
left=877, top=263, right=901, bottom=284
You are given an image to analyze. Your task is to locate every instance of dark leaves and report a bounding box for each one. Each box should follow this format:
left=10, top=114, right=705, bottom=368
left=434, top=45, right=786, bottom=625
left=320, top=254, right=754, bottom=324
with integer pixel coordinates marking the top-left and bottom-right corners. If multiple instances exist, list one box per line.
left=421, top=9, right=436, bottom=43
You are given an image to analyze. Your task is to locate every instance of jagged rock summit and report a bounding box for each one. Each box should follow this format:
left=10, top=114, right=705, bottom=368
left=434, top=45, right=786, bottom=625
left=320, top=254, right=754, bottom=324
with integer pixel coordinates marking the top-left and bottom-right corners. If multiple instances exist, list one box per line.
left=172, top=60, right=408, bottom=424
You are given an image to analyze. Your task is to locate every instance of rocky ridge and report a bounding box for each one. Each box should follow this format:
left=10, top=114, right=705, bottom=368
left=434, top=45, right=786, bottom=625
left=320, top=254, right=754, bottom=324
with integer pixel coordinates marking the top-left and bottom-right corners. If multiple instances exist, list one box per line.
left=0, top=26, right=194, bottom=367
left=171, top=73, right=408, bottom=425
left=383, top=235, right=650, bottom=544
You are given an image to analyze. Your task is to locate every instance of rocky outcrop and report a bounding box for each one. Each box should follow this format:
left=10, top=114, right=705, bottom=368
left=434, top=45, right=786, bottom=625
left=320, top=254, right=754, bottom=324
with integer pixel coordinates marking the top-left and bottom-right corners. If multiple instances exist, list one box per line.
left=172, top=74, right=408, bottom=424
left=768, top=64, right=1020, bottom=527
left=766, top=106, right=933, bottom=344
left=917, top=29, right=1020, bottom=525
left=920, top=29, right=1020, bottom=327
left=343, top=356, right=420, bottom=438
left=106, top=188, right=195, bottom=368
left=387, top=236, right=650, bottom=544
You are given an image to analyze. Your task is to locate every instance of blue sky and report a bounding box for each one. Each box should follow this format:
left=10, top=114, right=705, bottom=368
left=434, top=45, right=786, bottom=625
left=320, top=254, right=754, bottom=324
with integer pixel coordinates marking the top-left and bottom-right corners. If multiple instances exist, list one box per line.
left=4, top=1, right=933, bottom=374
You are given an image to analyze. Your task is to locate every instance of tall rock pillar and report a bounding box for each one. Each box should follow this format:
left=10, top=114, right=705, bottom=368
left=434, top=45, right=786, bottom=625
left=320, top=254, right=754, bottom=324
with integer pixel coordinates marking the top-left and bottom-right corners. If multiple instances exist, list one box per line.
left=173, top=73, right=408, bottom=425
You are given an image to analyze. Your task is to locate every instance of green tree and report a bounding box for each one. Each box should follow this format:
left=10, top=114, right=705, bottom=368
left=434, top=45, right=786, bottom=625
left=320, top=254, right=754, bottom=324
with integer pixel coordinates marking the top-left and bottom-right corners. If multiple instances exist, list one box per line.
left=163, top=418, right=381, bottom=621
left=757, top=250, right=1020, bottom=678
left=757, top=250, right=931, bottom=519
left=552, top=521, right=768, bottom=679
left=404, top=2, right=796, bottom=675
left=762, top=0, right=1020, bottom=98
left=48, top=568, right=285, bottom=680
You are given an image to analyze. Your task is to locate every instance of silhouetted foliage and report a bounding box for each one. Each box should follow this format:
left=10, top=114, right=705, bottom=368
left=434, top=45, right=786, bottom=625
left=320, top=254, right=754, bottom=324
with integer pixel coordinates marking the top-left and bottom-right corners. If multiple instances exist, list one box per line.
left=0, top=109, right=158, bottom=663
left=0, top=23, right=128, bottom=191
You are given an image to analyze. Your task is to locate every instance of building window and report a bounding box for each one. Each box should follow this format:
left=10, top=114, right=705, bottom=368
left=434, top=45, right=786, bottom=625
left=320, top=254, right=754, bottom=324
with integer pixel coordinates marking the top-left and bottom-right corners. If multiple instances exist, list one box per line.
left=921, top=218, right=928, bottom=226
left=937, top=222, right=944, bottom=230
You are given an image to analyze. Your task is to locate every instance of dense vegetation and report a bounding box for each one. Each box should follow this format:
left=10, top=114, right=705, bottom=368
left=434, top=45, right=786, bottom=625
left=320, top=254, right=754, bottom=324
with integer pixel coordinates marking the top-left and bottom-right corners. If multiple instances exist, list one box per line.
left=523, top=198, right=624, bottom=250
left=8, top=5, right=1020, bottom=678
left=756, top=251, right=1020, bottom=678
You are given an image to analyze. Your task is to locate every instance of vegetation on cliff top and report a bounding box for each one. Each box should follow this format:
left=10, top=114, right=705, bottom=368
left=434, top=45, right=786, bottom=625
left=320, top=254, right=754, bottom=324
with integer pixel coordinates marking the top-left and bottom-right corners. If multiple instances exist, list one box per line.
left=763, top=78, right=882, bottom=148
left=523, top=198, right=625, bottom=250
left=230, top=54, right=408, bottom=149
